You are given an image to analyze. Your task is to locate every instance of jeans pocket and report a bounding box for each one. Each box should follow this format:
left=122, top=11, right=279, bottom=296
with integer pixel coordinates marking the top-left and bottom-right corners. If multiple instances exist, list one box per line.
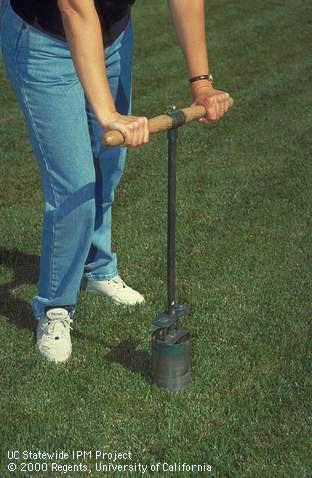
left=17, top=53, right=78, bottom=97
left=0, top=3, right=28, bottom=53
left=15, top=28, right=78, bottom=96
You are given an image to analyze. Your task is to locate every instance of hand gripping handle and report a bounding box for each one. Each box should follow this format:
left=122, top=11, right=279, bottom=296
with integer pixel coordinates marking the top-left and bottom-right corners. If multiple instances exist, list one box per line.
left=102, top=98, right=234, bottom=147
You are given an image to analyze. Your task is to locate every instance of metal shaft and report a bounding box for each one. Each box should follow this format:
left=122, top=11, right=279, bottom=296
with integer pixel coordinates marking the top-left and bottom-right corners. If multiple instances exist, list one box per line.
left=167, top=126, right=178, bottom=316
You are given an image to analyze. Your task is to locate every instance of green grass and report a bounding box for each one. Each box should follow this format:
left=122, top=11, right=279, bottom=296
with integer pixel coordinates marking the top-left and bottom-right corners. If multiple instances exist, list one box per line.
left=0, top=0, right=311, bottom=476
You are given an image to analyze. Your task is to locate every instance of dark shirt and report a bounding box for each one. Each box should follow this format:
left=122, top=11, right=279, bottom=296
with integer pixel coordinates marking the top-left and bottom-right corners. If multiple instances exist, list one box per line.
left=10, top=0, right=135, bottom=45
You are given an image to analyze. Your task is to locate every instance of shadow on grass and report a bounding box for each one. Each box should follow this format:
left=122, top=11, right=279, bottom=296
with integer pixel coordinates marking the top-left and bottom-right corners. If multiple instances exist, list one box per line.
left=0, top=246, right=38, bottom=331
left=73, top=330, right=152, bottom=384
left=0, top=247, right=151, bottom=381
left=104, top=337, right=152, bottom=384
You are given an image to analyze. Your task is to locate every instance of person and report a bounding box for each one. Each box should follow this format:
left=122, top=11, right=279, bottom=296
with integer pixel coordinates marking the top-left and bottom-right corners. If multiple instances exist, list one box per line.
left=0, top=0, right=232, bottom=363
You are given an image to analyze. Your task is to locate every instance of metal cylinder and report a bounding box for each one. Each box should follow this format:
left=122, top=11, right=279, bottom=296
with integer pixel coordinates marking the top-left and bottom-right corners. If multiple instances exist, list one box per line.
left=151, top=328, right=191, bottom=392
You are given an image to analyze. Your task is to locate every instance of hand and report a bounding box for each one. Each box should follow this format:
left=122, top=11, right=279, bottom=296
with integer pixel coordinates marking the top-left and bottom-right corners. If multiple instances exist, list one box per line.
left=192, top=86, right=232, bottom=124
left=103, top=111, right=149, bottom=147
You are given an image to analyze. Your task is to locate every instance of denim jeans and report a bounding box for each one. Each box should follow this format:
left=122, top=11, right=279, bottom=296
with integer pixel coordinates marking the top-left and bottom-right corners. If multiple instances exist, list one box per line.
left=0, top=0, right=133, bottom=319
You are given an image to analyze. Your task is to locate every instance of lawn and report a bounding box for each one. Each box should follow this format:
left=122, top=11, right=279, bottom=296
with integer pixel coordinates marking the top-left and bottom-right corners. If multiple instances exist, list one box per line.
left=0, top=0, right=311, bottom=477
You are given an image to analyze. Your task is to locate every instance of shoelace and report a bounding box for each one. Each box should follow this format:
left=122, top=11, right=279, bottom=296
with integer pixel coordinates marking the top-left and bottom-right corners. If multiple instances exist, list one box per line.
left=45, top=317, right=73, bottom=337
left=109, top=276, right=126, bottom=289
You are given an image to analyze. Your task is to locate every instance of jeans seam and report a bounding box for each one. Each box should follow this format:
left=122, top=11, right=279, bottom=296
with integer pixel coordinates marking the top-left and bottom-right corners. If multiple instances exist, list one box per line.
left=22, top=87, right=58, bottom=298
left=86, top=270, right=118, bottom=281
left=13, top=20, right=27, bottom=49
left=85, top=105, right=119, bottom=280
left=14, top=39, right=58, bottom=299
left=88, top=110, right=99, bottom=160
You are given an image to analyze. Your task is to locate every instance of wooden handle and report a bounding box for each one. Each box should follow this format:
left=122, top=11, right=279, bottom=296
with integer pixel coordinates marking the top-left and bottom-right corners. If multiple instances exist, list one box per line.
left=102, top=97, right=234, bottom=147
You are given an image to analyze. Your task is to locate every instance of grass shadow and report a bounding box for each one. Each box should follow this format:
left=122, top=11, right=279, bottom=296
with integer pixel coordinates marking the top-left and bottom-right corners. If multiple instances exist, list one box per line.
left=0, top=246, right=159, bottom=384
left=0, top=246, right=38, bottom=331
left=73, top=329, right=152, bottom=383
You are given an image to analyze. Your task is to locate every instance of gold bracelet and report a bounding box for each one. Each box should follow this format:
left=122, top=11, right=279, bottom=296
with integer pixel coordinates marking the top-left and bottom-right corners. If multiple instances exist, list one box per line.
left=189, top=73, right=214, bottom=84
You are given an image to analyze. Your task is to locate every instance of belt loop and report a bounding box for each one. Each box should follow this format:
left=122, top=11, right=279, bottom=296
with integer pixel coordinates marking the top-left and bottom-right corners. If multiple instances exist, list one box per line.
left=14, top=18, right=28, bottom=50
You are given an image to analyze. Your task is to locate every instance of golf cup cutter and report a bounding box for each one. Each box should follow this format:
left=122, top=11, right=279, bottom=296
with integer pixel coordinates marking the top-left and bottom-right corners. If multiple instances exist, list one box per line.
left=103, top=100, right=234, bottom=392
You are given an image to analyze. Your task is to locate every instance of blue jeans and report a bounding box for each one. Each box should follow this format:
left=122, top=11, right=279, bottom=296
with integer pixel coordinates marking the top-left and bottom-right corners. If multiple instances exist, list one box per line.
left=0, top=0, right=133, bottom=319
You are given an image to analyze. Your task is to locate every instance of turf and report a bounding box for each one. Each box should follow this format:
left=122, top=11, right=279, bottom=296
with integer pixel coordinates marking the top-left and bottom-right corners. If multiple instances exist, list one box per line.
left=0, top=0, right=311, bottom=476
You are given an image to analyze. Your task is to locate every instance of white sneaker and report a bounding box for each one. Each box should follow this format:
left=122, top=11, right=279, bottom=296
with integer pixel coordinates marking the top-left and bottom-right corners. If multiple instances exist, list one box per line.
left=82, top=275, right=145, bottom=306
left=36, top=308, right=73, bottom=363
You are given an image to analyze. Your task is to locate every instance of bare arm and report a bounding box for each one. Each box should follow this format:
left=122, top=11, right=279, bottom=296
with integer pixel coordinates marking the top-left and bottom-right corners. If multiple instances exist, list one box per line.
left=58, top=0, right=115, bottom=125
left=167, top=0, right=232, bottom=122
left=167, top=0, right=209, bottom=87
left=57, top=0, right=149, bottom=146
